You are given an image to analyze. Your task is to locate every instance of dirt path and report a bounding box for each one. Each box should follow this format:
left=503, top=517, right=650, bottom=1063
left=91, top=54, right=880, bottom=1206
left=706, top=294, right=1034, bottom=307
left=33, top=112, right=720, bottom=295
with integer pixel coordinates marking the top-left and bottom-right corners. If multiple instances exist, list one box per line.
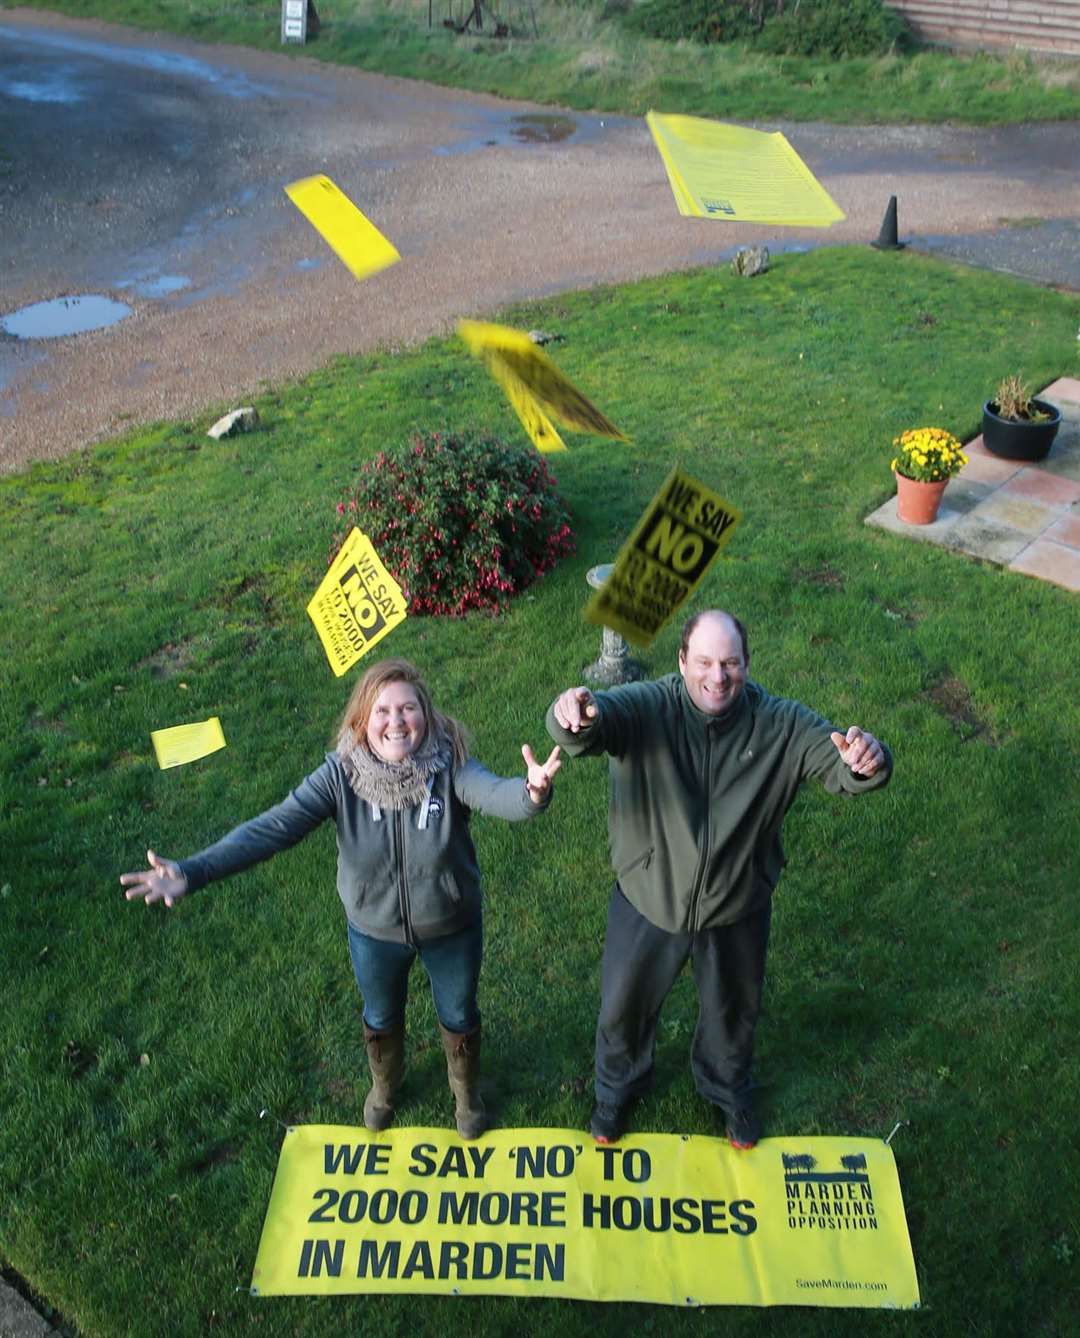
left=2, top=8, right=1078, bottom=473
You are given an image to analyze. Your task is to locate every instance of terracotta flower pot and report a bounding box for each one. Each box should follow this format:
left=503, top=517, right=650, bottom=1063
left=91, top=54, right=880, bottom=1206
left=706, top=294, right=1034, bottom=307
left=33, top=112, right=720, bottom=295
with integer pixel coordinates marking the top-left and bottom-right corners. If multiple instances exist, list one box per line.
left=895, top=472, right=948, bottom=525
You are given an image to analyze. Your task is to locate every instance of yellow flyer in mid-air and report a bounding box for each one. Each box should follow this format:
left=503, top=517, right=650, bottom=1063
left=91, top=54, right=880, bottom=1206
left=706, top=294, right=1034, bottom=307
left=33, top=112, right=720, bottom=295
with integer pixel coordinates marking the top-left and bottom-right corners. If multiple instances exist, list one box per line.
left=250, top=1126, right=919, bottom=1307
left=459, top=320, right=626, bottom=453
left=646, top=112, right=845, bottom=227
left=585, top=466, right=743, bottom=648
left=483, top=352, right=566, bottom=453
left=150, top=717, right=226, bottom=770
left=285, top=175, right=401, bottom=281
left=307, top=528, right=407, bottom=677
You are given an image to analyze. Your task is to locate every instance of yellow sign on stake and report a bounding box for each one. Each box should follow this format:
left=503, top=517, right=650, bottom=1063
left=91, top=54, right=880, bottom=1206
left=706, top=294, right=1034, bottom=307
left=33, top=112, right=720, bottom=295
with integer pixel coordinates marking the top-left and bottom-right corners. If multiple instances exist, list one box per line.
left=307, top=528, right=407, bottom=677
left=151, top=717, right=226, bottom=770
left=459, top=320, right=626, bottom=452
left=585, top=466, right=742, bottom=649
left=250, top=1125, right=920, bottom=1306
left=646, top=112, right=845, bottom=228
left=285, top=175, right=401, bottom=281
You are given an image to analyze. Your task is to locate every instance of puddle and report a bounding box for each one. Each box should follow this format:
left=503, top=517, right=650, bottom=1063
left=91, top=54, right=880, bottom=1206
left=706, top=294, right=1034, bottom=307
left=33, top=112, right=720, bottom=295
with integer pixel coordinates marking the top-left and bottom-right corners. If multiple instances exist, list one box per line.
left=5, top=27, right=286, bottom=101
left=0, top=68, right=82, bottom=104
left=510, top=114, right=576, bottom=144
left=122, top=358, right=156, bottom=388
left=117, top=274, right=191, bottom=298
left=170, top=262, right=254, bottom=309
left=433, top=112, right=582, bottom=157
left=295, top=257, right=325, bottom=271
left=1, top=295, right=132, bottom=339
left=0, top=343, right=46, bottom=392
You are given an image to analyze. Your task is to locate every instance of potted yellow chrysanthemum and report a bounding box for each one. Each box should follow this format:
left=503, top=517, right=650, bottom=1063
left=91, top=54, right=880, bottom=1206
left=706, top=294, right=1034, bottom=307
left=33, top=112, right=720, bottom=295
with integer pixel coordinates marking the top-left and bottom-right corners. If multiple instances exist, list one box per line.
left=891, top=427, right=967, bottom=525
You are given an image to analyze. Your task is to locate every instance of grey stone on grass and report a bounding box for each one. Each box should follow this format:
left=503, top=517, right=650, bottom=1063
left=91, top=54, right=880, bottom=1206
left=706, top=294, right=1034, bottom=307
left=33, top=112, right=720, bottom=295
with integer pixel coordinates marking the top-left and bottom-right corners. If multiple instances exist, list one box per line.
left=207, top=407, right=260, bottom=440
left=731, top=246, right=770, bottom=277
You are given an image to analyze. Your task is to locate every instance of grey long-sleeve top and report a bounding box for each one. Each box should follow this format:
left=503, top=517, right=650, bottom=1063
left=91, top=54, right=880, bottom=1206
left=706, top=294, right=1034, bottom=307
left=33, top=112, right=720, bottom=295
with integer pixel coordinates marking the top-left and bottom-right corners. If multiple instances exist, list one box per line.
left=178, top=752, right=548, bottom=944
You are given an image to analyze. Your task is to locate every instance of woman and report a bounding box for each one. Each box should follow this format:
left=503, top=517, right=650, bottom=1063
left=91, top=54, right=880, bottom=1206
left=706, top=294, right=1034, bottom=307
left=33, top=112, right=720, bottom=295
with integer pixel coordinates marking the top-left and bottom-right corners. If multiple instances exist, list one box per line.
left=120, top=658, right=560, bottom=1140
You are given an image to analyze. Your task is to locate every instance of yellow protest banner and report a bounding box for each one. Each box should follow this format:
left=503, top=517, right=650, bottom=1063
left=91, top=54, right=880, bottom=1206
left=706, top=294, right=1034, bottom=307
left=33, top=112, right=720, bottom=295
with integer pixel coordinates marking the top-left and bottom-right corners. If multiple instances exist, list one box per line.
left=250, top=1126, right=919, bottom=1307
left=584, top=466, right=742, bottom=648
left=307, top=528, right=407, bottom=677
left=459, top=320, right=627, bottom=450
left=285, top=175, right=401, bottom=281
left=150, top=717, right=226, bottom=770
left=646, top=112, right=845, bottom=228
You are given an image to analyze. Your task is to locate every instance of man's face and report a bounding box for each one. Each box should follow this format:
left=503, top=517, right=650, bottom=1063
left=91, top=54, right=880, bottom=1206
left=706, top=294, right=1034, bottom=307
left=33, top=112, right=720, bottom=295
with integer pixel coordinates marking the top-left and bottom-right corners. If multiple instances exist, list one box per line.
left=678, top=616, right=749, bottom=715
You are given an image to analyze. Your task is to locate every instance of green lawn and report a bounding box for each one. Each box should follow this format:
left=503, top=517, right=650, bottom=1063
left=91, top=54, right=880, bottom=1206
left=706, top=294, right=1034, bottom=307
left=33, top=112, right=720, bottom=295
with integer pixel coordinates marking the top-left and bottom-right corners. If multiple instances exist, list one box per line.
left=2, top=248, right=1079, bottom=1336
left=13, top=0, right=1080, bottom=123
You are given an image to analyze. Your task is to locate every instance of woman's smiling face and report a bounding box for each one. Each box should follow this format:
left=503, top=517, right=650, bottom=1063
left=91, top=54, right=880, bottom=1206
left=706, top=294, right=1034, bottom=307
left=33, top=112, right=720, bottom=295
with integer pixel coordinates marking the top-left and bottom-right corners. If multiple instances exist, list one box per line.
left=365, top=679, right=426, bottom=762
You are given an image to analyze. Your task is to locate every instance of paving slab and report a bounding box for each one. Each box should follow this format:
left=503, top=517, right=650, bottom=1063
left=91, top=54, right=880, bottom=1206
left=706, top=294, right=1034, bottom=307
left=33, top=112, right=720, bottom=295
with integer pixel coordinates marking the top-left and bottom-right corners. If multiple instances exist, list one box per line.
left=1009, top=538, right=1080, bottom=591
left=1000, top=469, right=1080, bottom=506
left=1038, top=407, right=1080, bottom=480
left=1045, top=512, right=1080, bottom=547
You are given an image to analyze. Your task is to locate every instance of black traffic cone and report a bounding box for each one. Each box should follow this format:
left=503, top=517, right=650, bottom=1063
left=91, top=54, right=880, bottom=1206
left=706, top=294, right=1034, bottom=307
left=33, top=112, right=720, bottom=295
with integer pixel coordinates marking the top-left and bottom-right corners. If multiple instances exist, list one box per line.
left=871, top=195, right=905, bottom=250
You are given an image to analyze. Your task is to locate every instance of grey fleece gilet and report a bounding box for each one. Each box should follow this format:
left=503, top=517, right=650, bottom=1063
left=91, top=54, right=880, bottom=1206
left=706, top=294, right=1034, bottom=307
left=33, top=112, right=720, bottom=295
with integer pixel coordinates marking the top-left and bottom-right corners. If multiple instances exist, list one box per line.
left=178, top=752, right=547, bottom=944
left=546, top=675, right=892, bottom=933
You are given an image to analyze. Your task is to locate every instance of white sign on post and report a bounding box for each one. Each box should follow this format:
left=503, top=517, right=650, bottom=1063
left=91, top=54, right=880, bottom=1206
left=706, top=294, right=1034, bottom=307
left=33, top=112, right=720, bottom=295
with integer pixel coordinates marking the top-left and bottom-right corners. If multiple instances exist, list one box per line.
left=281, top=0, right=307, bottom=43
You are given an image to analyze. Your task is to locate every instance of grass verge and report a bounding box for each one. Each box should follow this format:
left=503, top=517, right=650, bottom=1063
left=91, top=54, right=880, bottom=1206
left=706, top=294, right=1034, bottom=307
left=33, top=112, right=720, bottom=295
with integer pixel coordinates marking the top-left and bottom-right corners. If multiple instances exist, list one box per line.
left=10, top=0, right=1080, bottom=123
left=1, top=247, right=1079, bottom=1335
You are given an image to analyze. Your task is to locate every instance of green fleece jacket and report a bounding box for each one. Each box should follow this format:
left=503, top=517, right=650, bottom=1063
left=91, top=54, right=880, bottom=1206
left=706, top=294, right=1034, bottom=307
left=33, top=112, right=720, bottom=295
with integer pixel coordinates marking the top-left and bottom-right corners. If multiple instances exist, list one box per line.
left=545, top=674, right=892, bottom=933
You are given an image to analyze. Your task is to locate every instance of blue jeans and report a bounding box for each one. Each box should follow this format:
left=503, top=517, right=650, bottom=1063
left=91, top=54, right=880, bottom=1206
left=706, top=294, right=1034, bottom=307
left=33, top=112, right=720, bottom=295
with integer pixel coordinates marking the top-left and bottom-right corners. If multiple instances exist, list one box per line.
left=347, top=919, right=483, bottom=1034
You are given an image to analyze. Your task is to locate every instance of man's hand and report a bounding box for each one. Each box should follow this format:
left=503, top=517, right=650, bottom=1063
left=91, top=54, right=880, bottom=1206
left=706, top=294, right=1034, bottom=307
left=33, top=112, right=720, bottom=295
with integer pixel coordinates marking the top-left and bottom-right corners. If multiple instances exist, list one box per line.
left=553, top=687, right=598, bottom=734
left=120, top=849, right=188, bottom=908
left=522, top=744, right=562, bottom=803
left=829, top=727, right=885, bottom=777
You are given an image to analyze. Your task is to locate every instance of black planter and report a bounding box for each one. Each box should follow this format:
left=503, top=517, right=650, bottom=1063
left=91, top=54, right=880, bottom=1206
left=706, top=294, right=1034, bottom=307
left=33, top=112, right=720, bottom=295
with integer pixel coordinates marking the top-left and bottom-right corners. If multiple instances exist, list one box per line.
left=981, top=398, right=1062, bottom=462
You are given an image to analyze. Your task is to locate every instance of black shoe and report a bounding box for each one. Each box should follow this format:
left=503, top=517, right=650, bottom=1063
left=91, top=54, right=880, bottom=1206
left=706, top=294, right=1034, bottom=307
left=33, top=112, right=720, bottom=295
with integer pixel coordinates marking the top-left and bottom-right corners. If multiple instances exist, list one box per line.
left=724, top=1104, right=762, bottom=1150
left=590, top=1100, right=627, bottom=1144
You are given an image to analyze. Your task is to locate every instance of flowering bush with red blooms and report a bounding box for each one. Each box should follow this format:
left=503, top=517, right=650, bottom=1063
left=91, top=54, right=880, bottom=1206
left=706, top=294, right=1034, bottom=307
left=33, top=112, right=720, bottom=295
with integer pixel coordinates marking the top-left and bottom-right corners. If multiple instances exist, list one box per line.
left=330, top=430, right=576, bottom=616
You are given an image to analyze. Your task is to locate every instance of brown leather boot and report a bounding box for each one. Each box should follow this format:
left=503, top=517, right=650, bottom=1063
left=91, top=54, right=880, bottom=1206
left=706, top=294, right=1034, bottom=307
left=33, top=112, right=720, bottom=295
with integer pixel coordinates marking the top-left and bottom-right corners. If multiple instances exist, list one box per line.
left=363, top=1024, right=405, bottom=1132
left=439, top=1023, right=487, bottom=1140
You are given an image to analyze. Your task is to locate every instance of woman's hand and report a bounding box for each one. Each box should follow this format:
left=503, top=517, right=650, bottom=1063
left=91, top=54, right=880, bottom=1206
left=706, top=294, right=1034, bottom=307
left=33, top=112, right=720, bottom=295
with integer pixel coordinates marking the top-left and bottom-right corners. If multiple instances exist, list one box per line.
left=120, top=850, right=189, bottom=908
left=521, top=744, right=562, bottom=804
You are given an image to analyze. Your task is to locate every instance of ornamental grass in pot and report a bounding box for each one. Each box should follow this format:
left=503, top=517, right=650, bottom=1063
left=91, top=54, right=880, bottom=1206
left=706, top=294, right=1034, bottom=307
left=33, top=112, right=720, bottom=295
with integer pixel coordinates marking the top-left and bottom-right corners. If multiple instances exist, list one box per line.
left=982, top=374, right=1061, bottom=462
left=891, top=427, right=967, bottom=525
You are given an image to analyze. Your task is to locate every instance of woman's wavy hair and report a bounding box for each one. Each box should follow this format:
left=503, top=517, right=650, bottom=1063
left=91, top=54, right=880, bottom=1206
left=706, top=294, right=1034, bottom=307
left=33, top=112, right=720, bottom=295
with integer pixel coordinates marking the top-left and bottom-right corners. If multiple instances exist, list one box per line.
left=336, top=658, right=469, bottom=766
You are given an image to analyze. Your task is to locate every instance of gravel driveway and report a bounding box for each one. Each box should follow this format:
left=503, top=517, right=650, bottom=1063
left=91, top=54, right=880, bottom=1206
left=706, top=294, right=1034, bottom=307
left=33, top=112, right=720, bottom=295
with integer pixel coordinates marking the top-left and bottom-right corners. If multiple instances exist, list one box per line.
left=2, top=8, right=1078, bottom=473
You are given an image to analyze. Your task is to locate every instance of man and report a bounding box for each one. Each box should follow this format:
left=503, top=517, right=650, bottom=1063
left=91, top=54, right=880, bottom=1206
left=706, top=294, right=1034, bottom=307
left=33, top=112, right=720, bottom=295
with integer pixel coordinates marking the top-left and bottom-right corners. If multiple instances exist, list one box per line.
left=546, top=609, right=891, bottom=1149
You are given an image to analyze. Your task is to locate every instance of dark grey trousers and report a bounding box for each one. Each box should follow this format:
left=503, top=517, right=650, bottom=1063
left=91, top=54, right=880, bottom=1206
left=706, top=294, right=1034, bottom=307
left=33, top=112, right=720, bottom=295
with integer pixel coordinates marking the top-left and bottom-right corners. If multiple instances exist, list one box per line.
left=594, top=883, right=772, bottom=1112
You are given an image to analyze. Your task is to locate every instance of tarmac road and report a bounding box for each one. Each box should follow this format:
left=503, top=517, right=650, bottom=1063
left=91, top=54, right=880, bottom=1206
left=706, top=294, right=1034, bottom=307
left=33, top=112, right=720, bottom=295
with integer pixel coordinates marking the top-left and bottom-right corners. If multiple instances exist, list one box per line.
left=1, top=7, right=1079, bottom=472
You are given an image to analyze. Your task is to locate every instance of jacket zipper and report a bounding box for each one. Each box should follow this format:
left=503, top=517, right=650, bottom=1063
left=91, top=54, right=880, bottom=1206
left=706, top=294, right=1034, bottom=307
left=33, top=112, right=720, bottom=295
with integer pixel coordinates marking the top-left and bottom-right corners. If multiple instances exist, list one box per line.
left=395, top=810, right=414, bottom=945
left=687, top=726, right=712, bottom=933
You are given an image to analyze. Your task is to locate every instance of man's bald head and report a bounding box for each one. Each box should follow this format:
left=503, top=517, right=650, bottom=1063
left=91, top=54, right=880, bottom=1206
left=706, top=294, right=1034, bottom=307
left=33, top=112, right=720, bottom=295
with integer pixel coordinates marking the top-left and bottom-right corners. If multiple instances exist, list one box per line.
left=677, top=611, right=750, bottom=715
left=679, top=610, right=749, bottom=664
